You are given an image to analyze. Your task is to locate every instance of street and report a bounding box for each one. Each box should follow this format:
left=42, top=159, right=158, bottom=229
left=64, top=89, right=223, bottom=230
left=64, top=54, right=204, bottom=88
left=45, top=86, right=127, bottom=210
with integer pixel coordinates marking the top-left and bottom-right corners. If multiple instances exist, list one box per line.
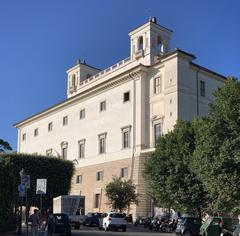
left=72, top=225, right=174, bottom=236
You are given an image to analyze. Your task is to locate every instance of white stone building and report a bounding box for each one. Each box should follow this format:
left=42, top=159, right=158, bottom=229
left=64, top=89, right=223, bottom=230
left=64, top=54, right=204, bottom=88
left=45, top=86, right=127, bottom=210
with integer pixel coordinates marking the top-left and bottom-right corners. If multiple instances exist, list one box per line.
left=14, top=18, right=226, bottom=217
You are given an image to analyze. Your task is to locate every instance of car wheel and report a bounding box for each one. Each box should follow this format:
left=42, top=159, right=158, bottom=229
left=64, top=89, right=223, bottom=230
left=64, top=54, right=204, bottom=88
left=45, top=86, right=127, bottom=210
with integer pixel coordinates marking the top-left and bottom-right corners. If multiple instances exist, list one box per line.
left=183, top=231, right=192, bottom=236
left=122, top=227, right=126, bottom=232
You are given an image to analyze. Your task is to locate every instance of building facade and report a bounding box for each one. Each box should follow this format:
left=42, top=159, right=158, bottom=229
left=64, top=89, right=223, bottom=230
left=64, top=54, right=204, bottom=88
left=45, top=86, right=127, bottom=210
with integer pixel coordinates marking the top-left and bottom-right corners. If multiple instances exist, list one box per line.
left=15, top=18, right=226, bottom=217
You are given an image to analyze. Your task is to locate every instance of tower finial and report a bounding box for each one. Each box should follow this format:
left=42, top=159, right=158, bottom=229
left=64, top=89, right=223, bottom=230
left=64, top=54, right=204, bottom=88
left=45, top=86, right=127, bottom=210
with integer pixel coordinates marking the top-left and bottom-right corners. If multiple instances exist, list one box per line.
left=149, top=17, right=157, bottom=24
left=76, top=59, right=81, bottom=65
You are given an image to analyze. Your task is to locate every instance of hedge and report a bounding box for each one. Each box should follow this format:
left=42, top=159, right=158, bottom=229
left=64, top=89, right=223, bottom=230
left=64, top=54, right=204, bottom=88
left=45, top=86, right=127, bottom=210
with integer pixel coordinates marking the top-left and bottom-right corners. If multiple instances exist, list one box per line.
left=0, top=153, right=75, bottom=231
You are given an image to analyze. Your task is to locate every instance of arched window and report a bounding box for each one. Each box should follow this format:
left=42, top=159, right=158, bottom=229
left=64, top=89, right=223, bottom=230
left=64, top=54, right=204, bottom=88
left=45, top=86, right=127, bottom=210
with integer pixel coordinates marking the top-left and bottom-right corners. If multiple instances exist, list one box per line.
left=157, top=36, right=163, bottom=53
left=138, top=36, right=143, bottom=51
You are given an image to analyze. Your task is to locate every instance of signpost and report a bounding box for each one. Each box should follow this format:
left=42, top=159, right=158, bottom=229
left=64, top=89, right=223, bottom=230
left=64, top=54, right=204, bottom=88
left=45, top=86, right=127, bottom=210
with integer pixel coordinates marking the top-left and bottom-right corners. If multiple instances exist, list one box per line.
left=36, top=179, right=47, bottom=220
left=18, top=169, right=30, bottom=236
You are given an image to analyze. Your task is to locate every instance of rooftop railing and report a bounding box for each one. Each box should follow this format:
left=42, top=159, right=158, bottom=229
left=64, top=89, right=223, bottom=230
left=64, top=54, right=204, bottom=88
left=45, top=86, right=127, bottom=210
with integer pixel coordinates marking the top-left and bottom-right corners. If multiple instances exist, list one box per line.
left=79, top=56, right=131, bottom=87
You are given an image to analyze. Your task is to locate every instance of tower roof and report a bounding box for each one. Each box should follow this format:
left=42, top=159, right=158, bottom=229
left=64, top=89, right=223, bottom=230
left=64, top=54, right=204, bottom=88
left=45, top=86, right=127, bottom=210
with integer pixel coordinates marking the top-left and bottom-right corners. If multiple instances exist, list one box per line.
left=128, top=17, right=173, bottom=36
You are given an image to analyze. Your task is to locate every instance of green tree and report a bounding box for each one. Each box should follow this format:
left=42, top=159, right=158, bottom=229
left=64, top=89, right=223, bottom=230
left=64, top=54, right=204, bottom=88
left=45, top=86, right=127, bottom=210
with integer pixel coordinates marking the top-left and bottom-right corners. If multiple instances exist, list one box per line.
left=105, top=176, right=139, bottom=212
left=144, top=120, right=207, bottom=218
left=0, top=139, right=12, bottom=153
left=193, top=77, right=240, bottom=214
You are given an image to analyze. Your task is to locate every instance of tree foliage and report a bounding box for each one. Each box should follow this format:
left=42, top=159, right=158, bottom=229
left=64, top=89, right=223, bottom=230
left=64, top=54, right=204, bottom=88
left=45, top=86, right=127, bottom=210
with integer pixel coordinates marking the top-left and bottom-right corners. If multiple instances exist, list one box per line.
left=0, top=157, right=14, bottom=232
left=0, top=139, right=12, bottom=153
left=192, top=77, right=240, bottom=214
left=144, top=120, right=207, bottom=217
left=0, top=153, right=75, bottom=213
left=105, top=176, right=139, bottom=212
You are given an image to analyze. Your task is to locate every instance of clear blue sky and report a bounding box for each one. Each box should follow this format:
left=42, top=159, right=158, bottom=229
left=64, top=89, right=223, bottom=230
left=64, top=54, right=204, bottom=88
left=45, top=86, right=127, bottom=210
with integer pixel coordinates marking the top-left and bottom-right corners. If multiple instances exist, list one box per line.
left=1, top=0, right=239, bottom=150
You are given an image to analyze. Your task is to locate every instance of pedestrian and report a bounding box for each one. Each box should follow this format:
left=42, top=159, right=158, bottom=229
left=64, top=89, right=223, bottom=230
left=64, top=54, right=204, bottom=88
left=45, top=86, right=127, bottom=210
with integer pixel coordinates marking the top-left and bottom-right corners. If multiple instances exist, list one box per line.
left=29, top=209, right=40, bottom=236
left=219, top=221, right=232, bottom=236
left=15, top=209, right=21, bottom=234
left=47, top=209, right=56, bottom=236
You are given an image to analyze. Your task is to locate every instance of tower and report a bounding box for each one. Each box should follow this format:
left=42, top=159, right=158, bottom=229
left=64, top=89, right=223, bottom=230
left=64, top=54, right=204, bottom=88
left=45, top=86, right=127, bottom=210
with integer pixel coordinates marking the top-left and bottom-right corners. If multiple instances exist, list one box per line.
left=129, top=17, right=173, bottom=66
left=66, top=59, right=101, bottom=98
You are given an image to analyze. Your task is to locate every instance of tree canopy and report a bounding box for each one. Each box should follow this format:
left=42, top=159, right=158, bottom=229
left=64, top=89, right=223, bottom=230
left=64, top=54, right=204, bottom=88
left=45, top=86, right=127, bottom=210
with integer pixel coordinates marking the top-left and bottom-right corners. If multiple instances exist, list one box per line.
left=105, top=176, right=139, bottom=212
left=144, top=120, right=207, bottom=218
left=0, top=139, right=12, bottom=153
left=145, top=77, right=240, bottom=216
left=192, top=77, right=240, bottom=214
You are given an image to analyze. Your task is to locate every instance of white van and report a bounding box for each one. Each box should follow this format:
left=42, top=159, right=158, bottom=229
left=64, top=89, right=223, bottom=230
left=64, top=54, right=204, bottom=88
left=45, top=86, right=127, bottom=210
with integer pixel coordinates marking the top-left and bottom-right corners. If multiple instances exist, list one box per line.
left=98, top=212, right=127, bottom=232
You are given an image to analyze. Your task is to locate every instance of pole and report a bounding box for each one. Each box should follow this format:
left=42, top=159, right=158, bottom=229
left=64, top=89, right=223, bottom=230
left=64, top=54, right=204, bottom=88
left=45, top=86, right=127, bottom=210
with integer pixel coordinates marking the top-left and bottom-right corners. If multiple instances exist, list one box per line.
left=18, top=197, right=23, bottom=235
left=26, top=191, right=28, bottom=236
left=40, top=194, right=43, bottom=222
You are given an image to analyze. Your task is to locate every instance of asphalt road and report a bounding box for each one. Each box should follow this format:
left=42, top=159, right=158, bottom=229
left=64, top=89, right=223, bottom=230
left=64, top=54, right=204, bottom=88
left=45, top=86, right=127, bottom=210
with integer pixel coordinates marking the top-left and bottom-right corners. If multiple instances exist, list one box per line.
left=72, top=225, right=174, bottom=236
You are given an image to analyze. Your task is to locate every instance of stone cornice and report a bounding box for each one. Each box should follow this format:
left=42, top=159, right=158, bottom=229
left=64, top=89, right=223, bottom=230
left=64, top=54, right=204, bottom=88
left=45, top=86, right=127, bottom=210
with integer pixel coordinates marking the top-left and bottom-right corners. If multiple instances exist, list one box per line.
left=14, top=64, right=148, bottom=128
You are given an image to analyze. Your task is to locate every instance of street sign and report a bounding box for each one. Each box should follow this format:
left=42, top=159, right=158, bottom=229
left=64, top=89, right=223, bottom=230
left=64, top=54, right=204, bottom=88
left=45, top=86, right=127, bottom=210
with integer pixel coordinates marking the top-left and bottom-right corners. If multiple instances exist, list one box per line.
left=21, top=175, right=30, bottom=189
left=36, top=179, right=47, bottom=194
left=18, top=183, right=26, bottom=193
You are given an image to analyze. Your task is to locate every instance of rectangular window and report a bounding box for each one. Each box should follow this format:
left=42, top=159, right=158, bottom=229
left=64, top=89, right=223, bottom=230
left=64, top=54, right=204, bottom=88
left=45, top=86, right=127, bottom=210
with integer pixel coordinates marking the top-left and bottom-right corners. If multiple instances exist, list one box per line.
left=123, top=92, right=130, bottom=102
left=121, top=167, right=128, bottom=178
left=100, top=101, right=106, bottom=112
left=78, top=139, right=85, bottom=158
left=34, top=128, right=38, bottom=137
left=98, top=133, right=107, bottom=154
left=94, top=193, right=100, bottom=208
left=46, top=149, right=52, bottom=156
left=80, top=109, right=85, bottom=120
left=22, top=133, right=26, bottom=141
left=154, top=123, right=161, bottom=146
left=96, top=171, right=103, bottom=181
left=62, top=147, right=67, bottom=159
left=123, top=130, right=130, bottom=148
left=154, top=77, right=161, bottom=94
left=63, top=116, right=68, bottom=126
left=76, top=175, right=82, bottom=184
left=121, top=126, right=131, bottom=149
left=200, top=80, right=205, bottom=97
left=48, top=122, right=53, bottom=132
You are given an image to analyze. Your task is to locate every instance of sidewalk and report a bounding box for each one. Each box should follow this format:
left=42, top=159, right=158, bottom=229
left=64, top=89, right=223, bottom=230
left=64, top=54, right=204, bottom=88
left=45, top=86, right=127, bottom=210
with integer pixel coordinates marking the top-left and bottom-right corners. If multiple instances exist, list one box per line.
left=2, top=225, right=28, bottom=236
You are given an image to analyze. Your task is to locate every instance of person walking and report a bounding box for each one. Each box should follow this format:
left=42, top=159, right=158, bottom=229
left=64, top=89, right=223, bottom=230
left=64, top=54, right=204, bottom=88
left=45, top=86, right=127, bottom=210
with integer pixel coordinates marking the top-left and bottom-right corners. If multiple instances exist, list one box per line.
left=29, top=209, right=40, bottom=236
left=47, top=210, right=56, bottom=236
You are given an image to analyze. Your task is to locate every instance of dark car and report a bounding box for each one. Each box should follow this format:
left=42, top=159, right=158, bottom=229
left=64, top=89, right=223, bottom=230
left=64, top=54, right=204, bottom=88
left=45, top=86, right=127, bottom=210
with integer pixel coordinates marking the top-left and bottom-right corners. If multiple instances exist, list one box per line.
left=175, top=217, right=202, bottom=236
left=83, top=212, right=102, bottom=226
left=54, top=213, right=71, bottom=236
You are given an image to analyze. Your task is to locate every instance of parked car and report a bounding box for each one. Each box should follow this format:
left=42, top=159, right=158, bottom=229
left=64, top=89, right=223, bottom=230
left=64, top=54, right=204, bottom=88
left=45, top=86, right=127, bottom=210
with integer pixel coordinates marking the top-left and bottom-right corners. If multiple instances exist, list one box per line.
left=99, top=212, right=127, bottom=232
left=200, top=216, right=238, bottom=236
left=54, top=213, right=71, bottom=236
left=83, top=212, right=102, bottom=226
left=175, top=217, right=201, bottom=236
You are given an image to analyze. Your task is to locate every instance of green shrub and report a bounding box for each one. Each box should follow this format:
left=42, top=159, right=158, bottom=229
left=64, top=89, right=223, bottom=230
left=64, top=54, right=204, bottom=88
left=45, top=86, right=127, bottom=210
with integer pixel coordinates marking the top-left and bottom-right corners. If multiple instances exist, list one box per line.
left=0, top=153, right=75, bottom=230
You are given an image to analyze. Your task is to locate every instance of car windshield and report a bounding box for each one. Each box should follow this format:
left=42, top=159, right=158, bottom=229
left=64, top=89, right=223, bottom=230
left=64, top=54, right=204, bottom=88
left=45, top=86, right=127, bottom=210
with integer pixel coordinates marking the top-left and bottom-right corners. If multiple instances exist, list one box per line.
left=54, top=214, right=69, bottom=223
left=110, top=213, right=125, bottom=218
